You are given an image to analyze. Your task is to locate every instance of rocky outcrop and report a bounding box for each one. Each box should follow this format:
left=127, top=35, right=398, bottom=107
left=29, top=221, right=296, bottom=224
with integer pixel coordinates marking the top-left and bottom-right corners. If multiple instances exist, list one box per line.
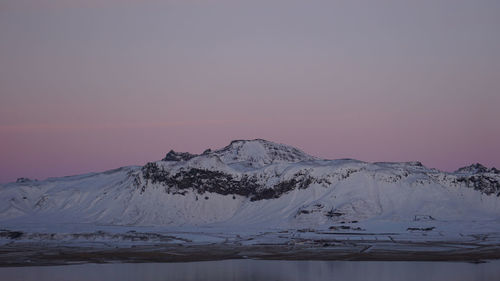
left=141, top=162, right=318, bottom=201
left=162, top=150, right=197, bottom=162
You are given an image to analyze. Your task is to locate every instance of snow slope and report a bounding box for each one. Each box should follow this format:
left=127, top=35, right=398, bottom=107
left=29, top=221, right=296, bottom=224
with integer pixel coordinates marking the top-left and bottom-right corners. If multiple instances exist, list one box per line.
left=1, top=139, right=499, bottom=230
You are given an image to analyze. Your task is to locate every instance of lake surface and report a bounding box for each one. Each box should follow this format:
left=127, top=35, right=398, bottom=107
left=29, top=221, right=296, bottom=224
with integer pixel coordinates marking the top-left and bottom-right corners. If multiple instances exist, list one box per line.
left=1, top=259, right=500, bottom=281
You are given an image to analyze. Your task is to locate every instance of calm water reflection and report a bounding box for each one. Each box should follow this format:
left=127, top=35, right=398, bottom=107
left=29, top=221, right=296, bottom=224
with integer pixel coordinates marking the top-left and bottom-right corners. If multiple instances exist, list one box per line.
left=1, top=259, right=499, bottom=281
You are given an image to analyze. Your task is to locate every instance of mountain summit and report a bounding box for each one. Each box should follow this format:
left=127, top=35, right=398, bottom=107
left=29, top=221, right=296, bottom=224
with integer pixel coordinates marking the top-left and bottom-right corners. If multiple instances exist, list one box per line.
left=163, top=139, right=316, bottom=168
left=210, top=139, right=316, bottom=166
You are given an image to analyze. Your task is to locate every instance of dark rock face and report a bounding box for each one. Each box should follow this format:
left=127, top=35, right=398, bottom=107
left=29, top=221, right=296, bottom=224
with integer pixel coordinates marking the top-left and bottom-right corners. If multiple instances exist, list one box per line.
left=142, top=159, right=500, bottom=199
left=0, top=230, right=24, bottom=239
left=143, top=163, right=259, bottom=196
left=457, top=174, right=500, bottom=196
left=456, top=163, right=491, bottom=174
left=455, top=164, right=500, bottom=196
left=162, top=150, right=197, bottom=162
left=16, top=178, right=34, bottom=183
left=140, top=162, right=316, bottom=201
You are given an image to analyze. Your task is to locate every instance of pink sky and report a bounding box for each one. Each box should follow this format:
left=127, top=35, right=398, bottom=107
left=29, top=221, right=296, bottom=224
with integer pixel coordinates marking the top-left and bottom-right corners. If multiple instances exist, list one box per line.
left=1, top=0, right=499, bottom=183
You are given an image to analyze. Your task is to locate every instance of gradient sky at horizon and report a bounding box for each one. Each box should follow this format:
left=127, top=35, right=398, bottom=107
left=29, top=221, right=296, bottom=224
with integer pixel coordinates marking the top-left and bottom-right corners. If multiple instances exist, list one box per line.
left=1, top=0, right=499, bottom=183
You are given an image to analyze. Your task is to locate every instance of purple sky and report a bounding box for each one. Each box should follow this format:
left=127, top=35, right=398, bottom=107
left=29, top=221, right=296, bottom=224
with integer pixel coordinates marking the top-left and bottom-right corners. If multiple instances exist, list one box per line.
left=1, top=0, right=499, bottom=183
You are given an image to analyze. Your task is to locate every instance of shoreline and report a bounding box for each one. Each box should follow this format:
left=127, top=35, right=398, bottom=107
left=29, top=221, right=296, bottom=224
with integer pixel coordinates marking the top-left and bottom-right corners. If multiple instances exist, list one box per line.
left=2, top=241, right=500, bottom=267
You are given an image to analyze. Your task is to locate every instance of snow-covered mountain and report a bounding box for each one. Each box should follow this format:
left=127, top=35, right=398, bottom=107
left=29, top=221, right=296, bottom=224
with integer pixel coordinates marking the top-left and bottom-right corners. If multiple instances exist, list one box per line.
left=1, top=139, right=499, bottom=229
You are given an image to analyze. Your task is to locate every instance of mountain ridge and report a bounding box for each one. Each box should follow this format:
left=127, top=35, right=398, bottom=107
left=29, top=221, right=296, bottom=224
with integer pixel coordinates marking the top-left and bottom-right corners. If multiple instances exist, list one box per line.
left=1, top=139, right=499, bottom=228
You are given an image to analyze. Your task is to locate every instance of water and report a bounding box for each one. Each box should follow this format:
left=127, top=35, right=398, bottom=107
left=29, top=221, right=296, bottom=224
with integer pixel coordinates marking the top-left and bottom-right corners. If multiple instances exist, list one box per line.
left=1, top=259, right=499, bottom=281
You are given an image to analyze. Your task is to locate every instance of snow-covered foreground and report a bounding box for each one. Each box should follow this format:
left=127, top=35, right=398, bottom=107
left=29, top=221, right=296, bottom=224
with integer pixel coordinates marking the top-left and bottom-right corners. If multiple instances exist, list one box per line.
left=2, top=223, right=500, bottom=265
left=1, top=139, right=500, bottom=263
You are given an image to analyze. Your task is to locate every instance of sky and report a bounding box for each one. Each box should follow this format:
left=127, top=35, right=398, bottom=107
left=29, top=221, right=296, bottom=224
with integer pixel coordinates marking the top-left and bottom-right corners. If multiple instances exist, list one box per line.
left=1, top=0, right=499, bottom=183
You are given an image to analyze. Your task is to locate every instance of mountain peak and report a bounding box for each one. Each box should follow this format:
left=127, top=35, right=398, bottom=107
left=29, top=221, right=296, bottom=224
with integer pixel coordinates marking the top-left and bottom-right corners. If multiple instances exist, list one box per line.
left=211, top=139, right=315, bottom=167
left=160, top=139, right=315, bottom=167
left=162, top=150, right=197, bottom=162
left=455, top=163, right=499, bottom=174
